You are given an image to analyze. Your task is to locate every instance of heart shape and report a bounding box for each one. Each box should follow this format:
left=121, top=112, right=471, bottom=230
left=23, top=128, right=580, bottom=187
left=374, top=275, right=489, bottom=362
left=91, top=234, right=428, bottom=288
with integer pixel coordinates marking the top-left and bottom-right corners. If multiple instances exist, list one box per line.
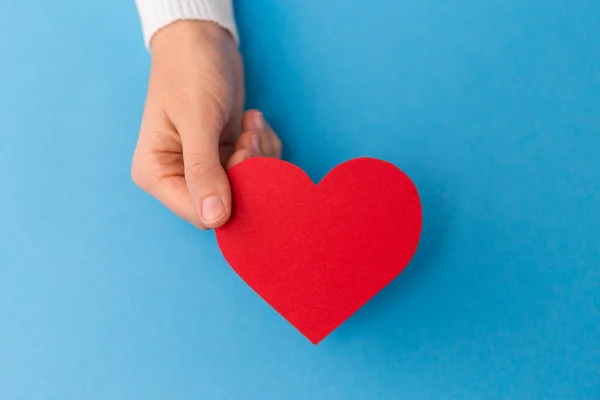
left=216, top=157, right=422, bottom=344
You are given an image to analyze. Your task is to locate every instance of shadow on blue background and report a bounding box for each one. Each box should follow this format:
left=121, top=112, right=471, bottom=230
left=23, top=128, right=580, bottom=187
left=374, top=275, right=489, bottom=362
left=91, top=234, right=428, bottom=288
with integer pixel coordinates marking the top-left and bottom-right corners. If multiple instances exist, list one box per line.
left=1, top=0, right=599, bottom=399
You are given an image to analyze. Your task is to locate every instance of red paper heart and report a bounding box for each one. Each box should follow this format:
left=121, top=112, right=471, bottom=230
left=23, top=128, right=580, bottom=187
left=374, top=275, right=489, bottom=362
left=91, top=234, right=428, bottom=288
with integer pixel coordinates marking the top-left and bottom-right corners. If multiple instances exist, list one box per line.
left=216, top=157, right=422, bottom=344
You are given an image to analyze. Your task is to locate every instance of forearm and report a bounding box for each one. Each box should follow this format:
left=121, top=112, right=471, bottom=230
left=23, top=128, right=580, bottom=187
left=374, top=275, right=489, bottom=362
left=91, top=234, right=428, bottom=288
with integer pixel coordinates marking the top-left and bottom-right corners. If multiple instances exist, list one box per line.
left=135, top=0, right=238, bottom=48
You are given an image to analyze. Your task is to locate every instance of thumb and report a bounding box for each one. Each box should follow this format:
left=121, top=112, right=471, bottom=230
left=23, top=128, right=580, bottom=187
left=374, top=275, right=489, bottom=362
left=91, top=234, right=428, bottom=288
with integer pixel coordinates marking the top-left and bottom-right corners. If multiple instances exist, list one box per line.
left=179, top=111, right=232, bottom=229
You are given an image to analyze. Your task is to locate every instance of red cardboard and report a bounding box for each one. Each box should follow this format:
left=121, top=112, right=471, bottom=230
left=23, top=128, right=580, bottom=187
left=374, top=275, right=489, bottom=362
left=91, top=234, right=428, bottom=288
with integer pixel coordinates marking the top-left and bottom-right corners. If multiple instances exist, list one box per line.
left=216, top=157, right=422, bottom=344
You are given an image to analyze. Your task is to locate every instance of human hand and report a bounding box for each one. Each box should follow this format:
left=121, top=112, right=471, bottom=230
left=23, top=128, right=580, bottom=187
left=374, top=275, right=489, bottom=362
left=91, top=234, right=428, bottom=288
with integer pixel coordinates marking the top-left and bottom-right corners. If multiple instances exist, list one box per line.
left=131, top=20, right=282, bottom=229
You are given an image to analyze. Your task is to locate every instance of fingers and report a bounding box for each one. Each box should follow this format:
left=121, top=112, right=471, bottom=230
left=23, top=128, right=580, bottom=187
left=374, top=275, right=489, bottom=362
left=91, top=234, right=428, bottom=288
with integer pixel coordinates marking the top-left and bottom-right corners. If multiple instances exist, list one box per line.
left=226, top=130, right=261, bottom=170
left=226, top=148, right=253, bottom=170
left=132, top=127, right=231, bottom=229
left=235, top=130, right=262, bottom=155
left=241, top=110, right=283, bottom=158
left=148, top=175, right=205, bottom=228
left=226, top=109, right=283, bottom=170
left=131, top=132, right=204, bottom=228
left=176, top=103, right=233, bottom=229
left=132, top=107, right=282, bottom=231
left=182, top=141, right=231, bottom=228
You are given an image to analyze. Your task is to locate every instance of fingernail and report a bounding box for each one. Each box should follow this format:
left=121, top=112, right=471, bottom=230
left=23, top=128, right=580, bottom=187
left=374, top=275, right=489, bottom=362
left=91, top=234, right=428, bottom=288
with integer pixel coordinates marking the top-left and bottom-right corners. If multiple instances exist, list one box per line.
left=201, top=195, right=226, bottom=225
left=251, top=134, right=261, bottom=155
left=254, top=112, right=265, bottom=131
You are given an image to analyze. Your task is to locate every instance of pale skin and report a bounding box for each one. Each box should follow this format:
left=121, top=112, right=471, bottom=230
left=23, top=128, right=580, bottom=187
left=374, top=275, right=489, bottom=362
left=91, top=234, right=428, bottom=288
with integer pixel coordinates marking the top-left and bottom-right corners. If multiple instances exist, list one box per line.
left=131, top=20, right=282, bottom=229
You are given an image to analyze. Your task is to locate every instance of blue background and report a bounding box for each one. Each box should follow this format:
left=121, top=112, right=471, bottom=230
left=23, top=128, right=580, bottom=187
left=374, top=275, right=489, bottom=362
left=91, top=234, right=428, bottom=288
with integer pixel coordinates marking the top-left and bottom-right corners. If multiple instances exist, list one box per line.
left=1, top=0, right=599, bottom=398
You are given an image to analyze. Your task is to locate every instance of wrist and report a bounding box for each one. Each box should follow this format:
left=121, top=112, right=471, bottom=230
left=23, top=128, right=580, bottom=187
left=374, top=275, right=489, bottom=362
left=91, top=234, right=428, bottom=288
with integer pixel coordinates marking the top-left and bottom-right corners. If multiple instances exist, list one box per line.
left=150, top=20, right=233, bottom=55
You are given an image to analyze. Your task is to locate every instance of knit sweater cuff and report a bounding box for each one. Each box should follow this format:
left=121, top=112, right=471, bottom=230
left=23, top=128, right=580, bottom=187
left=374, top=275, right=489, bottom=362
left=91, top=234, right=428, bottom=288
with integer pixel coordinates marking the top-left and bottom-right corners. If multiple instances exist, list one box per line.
left=135, top=0, right=239, bottom=48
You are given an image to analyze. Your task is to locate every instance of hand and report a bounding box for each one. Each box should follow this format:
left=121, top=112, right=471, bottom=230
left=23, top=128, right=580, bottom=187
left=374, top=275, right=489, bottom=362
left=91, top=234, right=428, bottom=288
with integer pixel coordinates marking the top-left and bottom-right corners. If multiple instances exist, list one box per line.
left=131, top=21, right=282, bottom=229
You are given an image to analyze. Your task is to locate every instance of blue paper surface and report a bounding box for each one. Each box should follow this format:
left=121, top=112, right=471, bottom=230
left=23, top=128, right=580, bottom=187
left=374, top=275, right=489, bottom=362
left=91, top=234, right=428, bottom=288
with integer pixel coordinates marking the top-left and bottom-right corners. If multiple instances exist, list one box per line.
left=1, top=1, right=599, bottom=398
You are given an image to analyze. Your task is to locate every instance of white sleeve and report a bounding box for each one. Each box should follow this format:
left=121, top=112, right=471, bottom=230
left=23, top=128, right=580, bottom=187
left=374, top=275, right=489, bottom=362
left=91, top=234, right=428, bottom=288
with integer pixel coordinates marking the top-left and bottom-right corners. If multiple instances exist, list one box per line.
left=134, top=0, right=239, bottom=48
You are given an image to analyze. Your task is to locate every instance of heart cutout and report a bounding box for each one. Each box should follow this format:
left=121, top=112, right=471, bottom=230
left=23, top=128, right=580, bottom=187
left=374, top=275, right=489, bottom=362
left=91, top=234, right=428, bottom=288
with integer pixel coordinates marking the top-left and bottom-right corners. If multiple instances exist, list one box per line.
left=216, top=157, right=422, bottom=344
